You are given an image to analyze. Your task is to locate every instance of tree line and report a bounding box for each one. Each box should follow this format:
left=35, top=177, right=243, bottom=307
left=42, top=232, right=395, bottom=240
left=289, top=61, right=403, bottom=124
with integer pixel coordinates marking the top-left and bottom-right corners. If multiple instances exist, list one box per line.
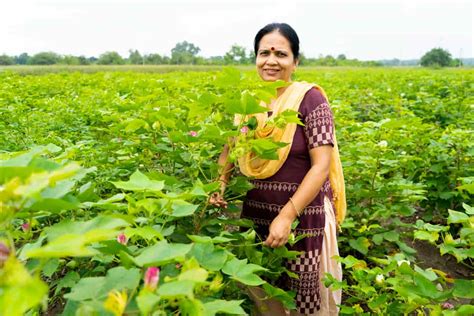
left=0, top=42, right=462, bottom=67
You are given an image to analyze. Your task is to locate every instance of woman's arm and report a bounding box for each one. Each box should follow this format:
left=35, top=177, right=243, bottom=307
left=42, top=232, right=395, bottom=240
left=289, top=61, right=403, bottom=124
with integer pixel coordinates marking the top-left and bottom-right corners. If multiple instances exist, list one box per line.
left=264, top=145, right=332, bottom=248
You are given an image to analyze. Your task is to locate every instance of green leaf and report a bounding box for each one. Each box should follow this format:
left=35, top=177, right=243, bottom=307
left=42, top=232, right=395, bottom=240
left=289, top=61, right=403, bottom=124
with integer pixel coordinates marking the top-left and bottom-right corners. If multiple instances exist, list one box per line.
left=171, top=200, right=199, bottom=217
left=44, top=216, right=130, bottom=241
left=383, top=231, right=400, bottom=242
left=262, top=283, right=296, bottom=310
left=55, top=271, right=80, bottom=296
left=111, top=170, right=164, bottom=192
left=250, top=139, right=288, bottom=160
left=414, top=230, right=439, bottom=243
left=178, top=268, right=209, bottom=282
left=0, top=257, right=48, bottom=315
left=42, top=258, right=60, bottom=277
left=226, top=90, right=268, bottom=115
left=453, top=279, right=474, bottom=299
left=97, top=266, right=141, bottom=297
left=136, top=290, right=160, bottom=316
left=202, top=299, right=246, bottom=316
left=447, top=210, right=469, bottom=224
left=462, top=203, right=474, bottom=215
left=64, top=277, right=106, bottom=301
left=124, top=226, right=163, bottom=241
left=157, top=280, right=195, bottom=298
left=222, top=257, right=267, bottom=286
left=134, top=241, right=193, bottom=267
left=125, top=118, right=149, bottom=133
left=188, top=243, right=228, bottom=271
left=349, top=237, right=370, bottom=255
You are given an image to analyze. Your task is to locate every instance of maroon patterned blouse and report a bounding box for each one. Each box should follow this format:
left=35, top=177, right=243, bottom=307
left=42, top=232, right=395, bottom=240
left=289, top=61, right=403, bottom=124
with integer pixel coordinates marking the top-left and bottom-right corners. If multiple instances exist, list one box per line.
left=241, top=87, right=335, bottom=315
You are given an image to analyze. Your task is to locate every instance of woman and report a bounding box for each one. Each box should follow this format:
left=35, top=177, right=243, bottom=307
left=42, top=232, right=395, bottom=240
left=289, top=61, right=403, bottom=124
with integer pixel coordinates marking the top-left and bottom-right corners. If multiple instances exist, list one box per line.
left=211, top=23, right=344, bottom=315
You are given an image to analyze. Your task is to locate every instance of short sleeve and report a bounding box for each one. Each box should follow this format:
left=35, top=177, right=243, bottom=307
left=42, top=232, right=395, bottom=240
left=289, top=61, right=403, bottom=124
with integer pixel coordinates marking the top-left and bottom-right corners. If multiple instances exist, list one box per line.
left=301, top=88, right=335, bottom=149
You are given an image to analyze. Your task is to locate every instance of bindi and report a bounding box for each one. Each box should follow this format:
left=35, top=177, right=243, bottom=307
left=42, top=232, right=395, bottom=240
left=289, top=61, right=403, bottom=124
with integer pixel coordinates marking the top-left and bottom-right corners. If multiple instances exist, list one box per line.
left=270, top=47, right=275, bottom=51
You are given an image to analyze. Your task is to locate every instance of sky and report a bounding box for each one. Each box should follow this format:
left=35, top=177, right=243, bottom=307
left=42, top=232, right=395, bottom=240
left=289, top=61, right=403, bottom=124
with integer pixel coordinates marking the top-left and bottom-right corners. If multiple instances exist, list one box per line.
left=1, top=0, right=472, bottom=61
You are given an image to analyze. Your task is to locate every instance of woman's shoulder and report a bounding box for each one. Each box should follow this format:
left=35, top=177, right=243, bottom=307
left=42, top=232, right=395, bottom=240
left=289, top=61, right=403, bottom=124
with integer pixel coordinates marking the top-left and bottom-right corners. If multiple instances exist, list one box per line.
left=299, top=86, right=329, bottom=116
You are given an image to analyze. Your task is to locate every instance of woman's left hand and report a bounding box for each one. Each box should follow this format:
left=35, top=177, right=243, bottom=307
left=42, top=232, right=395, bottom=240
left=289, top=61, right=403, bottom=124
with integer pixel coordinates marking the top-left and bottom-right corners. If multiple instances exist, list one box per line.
left=264, top=214, right=293, bottom=248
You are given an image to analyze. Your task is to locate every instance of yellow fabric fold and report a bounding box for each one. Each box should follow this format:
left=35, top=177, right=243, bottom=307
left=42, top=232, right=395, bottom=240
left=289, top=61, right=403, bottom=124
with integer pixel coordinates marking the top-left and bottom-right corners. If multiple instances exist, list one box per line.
left=237, top=82, right=347, bottom=224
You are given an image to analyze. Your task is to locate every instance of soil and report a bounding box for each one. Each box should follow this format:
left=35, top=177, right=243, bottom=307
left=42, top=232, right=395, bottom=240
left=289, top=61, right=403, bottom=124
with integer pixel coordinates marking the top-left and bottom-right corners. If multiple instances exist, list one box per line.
left=408, top=239, right=472, bottom=279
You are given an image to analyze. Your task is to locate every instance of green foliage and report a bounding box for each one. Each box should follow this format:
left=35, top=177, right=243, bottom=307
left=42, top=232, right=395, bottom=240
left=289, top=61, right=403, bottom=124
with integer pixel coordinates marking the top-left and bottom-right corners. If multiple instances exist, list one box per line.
left=420, top=48, right=453, bottom=67
left=97, top=51, right=126, bottom=65
left=0, top=67, right=472, bottom=315
left=28, top=51, right=61, bottom=65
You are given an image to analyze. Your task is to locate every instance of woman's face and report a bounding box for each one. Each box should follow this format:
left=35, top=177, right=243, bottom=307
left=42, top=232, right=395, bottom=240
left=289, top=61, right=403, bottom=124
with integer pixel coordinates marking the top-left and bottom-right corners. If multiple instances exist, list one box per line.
left=256, top=31, right=298, bottom=82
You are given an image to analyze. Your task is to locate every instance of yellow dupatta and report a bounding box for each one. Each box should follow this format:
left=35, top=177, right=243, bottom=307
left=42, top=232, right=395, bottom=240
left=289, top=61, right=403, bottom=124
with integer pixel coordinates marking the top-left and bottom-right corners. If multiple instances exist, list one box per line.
left=237, top=81, right=347, bottom=224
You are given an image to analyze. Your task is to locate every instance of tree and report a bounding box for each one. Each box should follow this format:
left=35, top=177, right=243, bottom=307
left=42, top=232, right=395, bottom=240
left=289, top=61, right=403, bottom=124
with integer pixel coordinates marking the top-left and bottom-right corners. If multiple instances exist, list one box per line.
left=224, top=44, right=248, bottom=64
left=0, top=55, right=15, bottom=65
left=171, top=41, right=200, bottom=64
left=15, top=53, right=30, bottom=65
left=60, top=55, right=80, bottom=65
left=144, top=53, right=164, bottom=65
left=337, top=54, right=346, bottom=60
left=128, top=49, right=143, bottom=65
left=78, top=56, right=91, bottom=65
left=97, top=51, right=125, bottom=65
left=420, top=48, right=452, bottom=67
left=28, top=52, right=61, bottom=65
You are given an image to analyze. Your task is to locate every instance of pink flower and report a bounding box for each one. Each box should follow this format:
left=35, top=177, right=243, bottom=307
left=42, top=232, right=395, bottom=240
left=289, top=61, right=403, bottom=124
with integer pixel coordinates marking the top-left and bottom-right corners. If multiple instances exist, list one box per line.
left=188, top=131, right=197, bottom=137
left=117, top=232, right=127, bottom=245
left=144, top=267, right=160, bottom=291
left=240, top=126, right=249, bottom=134
left=21, top=222, right=30, bottom=232
left=0, top=242, right=10, bottom=265
left=442, top=302, right=454, bottom=310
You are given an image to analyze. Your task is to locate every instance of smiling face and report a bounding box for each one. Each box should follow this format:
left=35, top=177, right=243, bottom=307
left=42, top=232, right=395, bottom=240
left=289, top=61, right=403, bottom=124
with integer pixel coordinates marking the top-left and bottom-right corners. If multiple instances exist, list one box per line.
left=256, top=31, right=298, bottom=82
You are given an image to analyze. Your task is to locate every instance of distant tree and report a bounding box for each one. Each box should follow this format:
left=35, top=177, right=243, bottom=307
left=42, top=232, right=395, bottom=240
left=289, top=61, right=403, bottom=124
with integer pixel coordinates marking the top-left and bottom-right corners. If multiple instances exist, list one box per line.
left=78, top=56, right=91, bottom=65
left=171, top=41, right=200, bottom=64
left=207, top=56, right=225, bottom=65
left=451, top=58, right=462, bottom=67
left=420, top=48, right=452, bottom=67
left=144, top=53, right=164, bottom=65
left=128, top=49, right=143, bottom=64
left=321, top=55, right=337, bottom=66
left=61, top=55, right=80, bottom=65
left=15, top=53, right=30, bottom=65
left=297, top=52, right=307, bottom=65
left=28, top=52, right=61, bottom=65
left=88, top=56, right=98, bottom=64
left=337, top=54, right=346, bottom=60
left=224, top=44, right=248, bottom=64
left=0, top=55, right=15, bottom=65
left=97, top=51, right=125, bottom=65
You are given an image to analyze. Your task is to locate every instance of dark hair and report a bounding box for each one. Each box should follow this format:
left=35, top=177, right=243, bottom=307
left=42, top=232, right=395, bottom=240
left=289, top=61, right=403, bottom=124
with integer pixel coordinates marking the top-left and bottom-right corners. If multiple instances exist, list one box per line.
left=254, top=23, right=300, bottom=60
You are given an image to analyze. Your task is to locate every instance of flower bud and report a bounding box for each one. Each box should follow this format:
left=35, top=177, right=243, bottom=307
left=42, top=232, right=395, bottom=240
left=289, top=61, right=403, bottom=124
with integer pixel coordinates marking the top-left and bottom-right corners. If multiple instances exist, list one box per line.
left=117, top=232, right=127, bottom=245
left=240, top=126, right=249, bottom=134
left=144, top=267, right=160, bottom=291
left=0, top=242, right=10, bottom=266
left=375, top=274, right=384, bottom=285
left=377, top=140, right=388, bottom=148
left=21, top=222, right=30, bottom=232
left=441, top=302, right=454, bottom=310
left=188, top=131, right=197, bottom=137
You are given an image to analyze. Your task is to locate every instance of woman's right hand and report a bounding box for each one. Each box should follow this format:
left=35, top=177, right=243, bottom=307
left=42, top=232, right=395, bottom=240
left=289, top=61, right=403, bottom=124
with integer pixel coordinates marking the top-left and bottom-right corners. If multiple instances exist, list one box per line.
left=209, top=192, right=228, bottom=209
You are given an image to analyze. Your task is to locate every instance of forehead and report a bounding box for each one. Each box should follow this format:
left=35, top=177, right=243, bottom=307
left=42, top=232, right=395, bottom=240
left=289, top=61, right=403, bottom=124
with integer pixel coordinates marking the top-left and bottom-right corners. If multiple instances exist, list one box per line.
left=258, top=31, right=291, bottom=51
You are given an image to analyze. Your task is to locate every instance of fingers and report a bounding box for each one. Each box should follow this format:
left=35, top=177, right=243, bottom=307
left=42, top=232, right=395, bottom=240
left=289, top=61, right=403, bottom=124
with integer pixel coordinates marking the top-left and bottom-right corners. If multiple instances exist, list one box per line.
left=264, top=235, right=288, bottom=248
left=209, top=192, right=228, bottom=209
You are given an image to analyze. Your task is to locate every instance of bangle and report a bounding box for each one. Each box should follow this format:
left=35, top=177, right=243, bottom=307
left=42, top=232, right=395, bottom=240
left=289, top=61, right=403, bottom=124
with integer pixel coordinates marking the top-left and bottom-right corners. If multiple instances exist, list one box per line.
left=288, top=197, right=301, bottom=217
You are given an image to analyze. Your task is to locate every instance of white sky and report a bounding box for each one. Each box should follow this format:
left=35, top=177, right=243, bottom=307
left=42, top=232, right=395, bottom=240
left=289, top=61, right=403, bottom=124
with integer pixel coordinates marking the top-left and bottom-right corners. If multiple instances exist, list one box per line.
left=1, top=0, right=472, bottom=60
